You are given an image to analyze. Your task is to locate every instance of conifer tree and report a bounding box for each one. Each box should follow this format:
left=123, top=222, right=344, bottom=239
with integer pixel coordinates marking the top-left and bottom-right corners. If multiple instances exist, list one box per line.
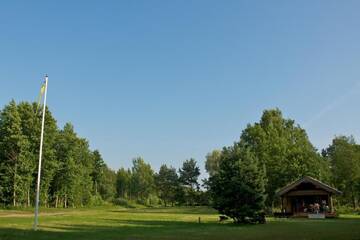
left=156, top=165, right=179, bottom=206
left=210, top=143, right=266, bottom=224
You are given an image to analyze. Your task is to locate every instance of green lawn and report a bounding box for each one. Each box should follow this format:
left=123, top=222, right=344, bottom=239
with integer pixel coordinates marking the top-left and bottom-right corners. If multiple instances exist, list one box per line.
left=0, top=206, right=360, bottom=240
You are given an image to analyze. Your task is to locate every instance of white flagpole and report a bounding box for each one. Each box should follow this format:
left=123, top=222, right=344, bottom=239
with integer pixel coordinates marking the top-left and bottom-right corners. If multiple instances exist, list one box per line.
left=33, top=74, right=48, bottom=231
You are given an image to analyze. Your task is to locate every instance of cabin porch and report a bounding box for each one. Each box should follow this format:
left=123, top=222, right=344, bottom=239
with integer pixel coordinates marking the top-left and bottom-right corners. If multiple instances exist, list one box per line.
left=277, top=176, right=341, bottom=219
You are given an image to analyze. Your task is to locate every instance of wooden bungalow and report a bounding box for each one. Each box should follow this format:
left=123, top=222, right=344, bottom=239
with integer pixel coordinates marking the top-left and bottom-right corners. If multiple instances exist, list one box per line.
left=276, top=176, right=341, bottom=218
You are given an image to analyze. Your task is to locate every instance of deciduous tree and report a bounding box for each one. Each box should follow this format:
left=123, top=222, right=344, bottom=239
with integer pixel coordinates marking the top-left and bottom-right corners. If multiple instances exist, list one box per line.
left=205, top=150, right=222, bottom=177
left=240, top=109, right=329, bottom=207
left=323, top=136, right=360, bottom=208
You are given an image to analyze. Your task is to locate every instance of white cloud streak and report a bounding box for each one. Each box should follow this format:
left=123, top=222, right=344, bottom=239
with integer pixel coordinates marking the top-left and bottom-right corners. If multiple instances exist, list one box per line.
left=304, top=81, right=360, bottom=129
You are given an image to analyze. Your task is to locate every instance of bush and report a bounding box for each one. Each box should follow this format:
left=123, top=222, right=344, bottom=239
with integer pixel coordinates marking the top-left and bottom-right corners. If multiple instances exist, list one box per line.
left=336, top=205, right=360, bottom=215
left=135, top=199, right=146, bottom=206
left=146, top=194, right=160, bottom=207
left=113, top=198, right=135, bottom=208
left=87, top=195, right=105, bottom=207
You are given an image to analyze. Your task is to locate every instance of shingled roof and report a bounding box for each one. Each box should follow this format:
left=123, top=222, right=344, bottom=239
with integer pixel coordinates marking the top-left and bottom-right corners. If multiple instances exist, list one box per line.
left=276, top=176, right=342, bottom=196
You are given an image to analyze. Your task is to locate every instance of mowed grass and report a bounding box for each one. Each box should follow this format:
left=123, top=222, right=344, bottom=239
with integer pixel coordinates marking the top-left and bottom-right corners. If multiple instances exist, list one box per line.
left=0, top=207, right=360, bottom=240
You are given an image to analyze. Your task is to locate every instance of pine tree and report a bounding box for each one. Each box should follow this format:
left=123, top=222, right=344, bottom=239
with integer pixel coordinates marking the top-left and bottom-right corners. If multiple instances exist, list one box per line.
left=91, top=150, right=105, bottom=195
left=179, top=158, right=200, bottom=205
left=209, top=143, right=267, bottom=224
left=156, top=165, right=179, bottom=206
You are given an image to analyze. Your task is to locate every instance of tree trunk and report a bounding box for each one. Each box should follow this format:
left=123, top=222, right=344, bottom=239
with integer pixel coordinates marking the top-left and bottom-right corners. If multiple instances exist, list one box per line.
left=351, top=188, right=357, bottom=209
left=13, top=164, right=17, bottom=207
left=27, top=188, right=30, bottom=207
left=64, top=194, right=68, bottom=208
left=352, top=195, right=357, bottom=209
left=55, top=195, right=58, bottom=208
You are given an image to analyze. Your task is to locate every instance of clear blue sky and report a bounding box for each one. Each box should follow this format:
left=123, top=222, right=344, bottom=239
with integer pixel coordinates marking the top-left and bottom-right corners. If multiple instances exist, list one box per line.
left=1, top=1, right=360, bottom=177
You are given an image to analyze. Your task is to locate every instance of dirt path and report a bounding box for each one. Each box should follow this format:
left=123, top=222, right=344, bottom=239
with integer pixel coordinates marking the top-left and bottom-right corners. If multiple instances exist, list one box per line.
left=0, top=211, right=66, bottom=218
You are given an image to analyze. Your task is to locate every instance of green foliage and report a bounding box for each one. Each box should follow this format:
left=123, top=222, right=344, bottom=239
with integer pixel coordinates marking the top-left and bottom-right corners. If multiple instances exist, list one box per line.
left=112, top=197, right=134, bottom=208
left=115, top=159, right=162, bottom=206
left=90, top=150, right=116, bottom=201
left=98, top=166, right=117, bottom=201
left=155, top=165, right=179, bottom=206
left=52, top=123, right=92, bottom=207
left=0, top=100, right=32, bottom=206
left=116, top=168, right=131, bottom=199
left=205, top=150, right=222, bottom=177
left=91, top=150, right=105, bottom=195
left=209, top=143, right=266, bottom=223
left=1, top=100, right=358, bottom=213
left=115, top=158, right=204, bottom=207
left=240, top=109, right=330, bottom=206
left=0, top=100, right=115, bottom=208
left=323, top=136, right=360, bottom=209
left=336, top=204, right=360, bottom=215
left=88, top=194, right=105, bottom=207
left=179, top=159, right=200, bottom=190
left=179, top=159, right=201, bottom=205
left=130, top=157, right=155, bottom=202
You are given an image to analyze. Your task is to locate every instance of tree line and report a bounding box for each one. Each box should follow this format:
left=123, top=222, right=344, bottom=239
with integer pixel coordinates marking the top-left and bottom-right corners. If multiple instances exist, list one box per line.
left=115, top=158, right=207, bottom=207
left=1, top=101, right=359, bottom=213
left=0, top=100, right=206, bottom=207
left=0, top=100, right=116, bottom=207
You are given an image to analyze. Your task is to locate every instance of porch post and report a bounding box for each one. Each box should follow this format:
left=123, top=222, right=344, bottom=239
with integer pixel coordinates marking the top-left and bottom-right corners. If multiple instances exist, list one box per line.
left=329, top=194, right=334, bottom=213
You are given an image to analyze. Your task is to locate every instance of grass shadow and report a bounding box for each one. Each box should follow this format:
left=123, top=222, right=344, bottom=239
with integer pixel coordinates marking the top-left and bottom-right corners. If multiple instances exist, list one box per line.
left=1, top=213, right=360, bottom=240
left=107, top=207, right=218, bottom=215
left=0, top=219, right=231, bottom=240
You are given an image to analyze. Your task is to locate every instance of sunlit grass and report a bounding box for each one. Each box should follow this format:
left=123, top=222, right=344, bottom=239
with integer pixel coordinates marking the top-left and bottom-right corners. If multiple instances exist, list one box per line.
left=0, top=206, right=359, bottom=240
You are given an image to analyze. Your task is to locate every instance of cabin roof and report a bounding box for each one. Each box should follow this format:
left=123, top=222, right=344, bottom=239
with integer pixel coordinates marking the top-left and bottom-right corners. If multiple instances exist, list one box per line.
left=276, top=176, right=342, bottom=196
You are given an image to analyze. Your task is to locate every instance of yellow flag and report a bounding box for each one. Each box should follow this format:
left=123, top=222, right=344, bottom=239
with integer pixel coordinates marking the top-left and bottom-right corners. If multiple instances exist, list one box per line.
left=37, top=83, right=46, bottom=112
left=40, top=84, right=46, bottom=95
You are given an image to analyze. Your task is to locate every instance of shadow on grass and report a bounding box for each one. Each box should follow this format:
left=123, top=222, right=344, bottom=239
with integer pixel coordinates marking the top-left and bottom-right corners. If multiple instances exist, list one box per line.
left=107, top=207, right=218, bottom=215
left=0, top=219, right=231, bottom=240
left=1, top=217, right=360, bottom=240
